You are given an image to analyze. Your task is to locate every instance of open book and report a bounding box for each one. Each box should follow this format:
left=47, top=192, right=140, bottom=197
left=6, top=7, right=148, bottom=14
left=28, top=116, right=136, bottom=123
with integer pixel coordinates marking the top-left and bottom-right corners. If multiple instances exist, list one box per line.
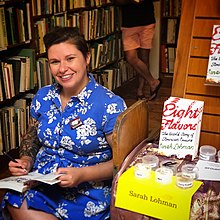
left=0, top=172, right=62, bottom=193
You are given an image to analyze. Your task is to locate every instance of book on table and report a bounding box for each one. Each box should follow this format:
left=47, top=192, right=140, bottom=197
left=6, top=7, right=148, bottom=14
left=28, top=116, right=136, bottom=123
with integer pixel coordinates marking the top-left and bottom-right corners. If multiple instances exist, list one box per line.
left=0, top=172, right=63, bottom=193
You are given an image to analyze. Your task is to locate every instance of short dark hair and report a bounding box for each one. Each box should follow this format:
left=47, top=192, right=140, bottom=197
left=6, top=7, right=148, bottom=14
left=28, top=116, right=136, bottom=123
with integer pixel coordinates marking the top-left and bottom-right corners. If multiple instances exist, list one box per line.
left=43, top=26, right=89, bottom=60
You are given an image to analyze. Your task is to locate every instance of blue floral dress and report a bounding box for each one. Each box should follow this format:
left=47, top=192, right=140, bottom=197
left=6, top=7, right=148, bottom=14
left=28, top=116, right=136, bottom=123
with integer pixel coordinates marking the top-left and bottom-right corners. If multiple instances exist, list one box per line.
left=2, top=73, right=127, bottom=220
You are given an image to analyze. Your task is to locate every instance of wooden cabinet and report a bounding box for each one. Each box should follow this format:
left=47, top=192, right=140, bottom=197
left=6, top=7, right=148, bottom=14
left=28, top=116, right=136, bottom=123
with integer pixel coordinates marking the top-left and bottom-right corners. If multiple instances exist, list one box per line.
left=172, top=0, right=220, bottom=149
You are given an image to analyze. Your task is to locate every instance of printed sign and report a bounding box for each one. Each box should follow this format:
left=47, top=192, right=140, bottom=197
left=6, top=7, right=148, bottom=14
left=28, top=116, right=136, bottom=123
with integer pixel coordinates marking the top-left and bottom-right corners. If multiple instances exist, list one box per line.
left=158, top=97, right=204, bottom=159
left=206, top=25, right=220, bottom=85
left=115, top=167, right=202, bottom=220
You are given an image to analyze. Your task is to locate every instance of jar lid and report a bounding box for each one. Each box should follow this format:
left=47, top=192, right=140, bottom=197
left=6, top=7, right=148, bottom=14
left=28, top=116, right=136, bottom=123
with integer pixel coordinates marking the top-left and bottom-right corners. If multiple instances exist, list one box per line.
left=199, top=145, right=216, bottom=156
left=142, top=155, right=159, bottom=167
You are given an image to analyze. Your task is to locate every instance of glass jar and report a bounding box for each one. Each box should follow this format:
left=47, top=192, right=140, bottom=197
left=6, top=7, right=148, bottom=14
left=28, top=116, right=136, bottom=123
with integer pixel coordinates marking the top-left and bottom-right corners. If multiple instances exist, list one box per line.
left=199, top=145, right=216, bottom=162
left=142, top=155, right=159, bottom=171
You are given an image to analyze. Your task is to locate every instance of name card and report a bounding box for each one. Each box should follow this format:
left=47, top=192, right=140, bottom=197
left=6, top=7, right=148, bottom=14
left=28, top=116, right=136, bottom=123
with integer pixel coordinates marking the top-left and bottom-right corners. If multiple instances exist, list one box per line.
left=196, top=160, right=220, bottom=181
left=158, top=97, right=204, bottom=159
left=115, top=166, right=202, bottom=220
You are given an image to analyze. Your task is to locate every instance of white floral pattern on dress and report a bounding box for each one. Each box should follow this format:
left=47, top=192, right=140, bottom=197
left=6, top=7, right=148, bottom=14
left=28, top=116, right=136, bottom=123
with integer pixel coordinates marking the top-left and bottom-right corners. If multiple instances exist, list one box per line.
left=2, top=73, right=127, bottom=220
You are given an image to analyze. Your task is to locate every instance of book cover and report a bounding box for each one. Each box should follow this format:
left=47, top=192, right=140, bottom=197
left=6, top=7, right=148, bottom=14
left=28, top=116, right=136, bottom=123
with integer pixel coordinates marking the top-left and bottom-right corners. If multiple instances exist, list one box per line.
left=6, top=6, right=19, bottom=44
left=158, top=97, right=204, bottom=159
left=14, top=107, right=23, bottom=146
left=5, top=63, right=15, bottom=98
left=20, top=2, right=29, bottom=41
left=7, top=56, right=22, bottom=95
left=95, top=43, right=104, bottom=68
left=25, top=57, right=31, bottom=90
left=0, top=116, right=3, bottom=155
left=0, top=172, right=62, bottom=193
left=19, top=57, right=27, bottom=92
left=0, top=62, right=5, bottom=101
left=17, top=48, right=37, bottom=90
left=2, top=62, right=11, bottom=99
left=26, top=2, right=32, bottom=40
left=0, top=109, right=10, bottom=152
left=0, top=7, right=8, bottom=49
left=3, top=106, right=16, bottom=150
left=0, top=74, right=3, bottom=101
left=206, top=24, right=220, bottom=85
left=14, top=99, right=27, bottom=136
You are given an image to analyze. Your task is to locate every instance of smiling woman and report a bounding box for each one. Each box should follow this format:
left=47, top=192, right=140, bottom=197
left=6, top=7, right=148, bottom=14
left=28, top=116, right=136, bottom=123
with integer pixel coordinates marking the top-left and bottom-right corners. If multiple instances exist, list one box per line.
left=1, top=27, right=127, bottom=220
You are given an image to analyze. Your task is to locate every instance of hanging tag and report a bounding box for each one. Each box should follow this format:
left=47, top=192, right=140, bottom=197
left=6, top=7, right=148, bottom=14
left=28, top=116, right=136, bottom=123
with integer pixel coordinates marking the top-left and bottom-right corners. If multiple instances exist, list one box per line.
left=69, top=117, right=83, bottom=129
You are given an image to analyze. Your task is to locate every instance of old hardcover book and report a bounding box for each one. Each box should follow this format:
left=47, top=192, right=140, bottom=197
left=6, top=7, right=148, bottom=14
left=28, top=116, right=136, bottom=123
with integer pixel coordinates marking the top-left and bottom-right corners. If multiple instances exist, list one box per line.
left=2, top=106, right=16, bottom=150
left=7, top=56, right=22, bottom=95
left=15, top=49, right=37, bottom=90
left=0, top=63, right=4, bottom=101
left=14, top=98, right=27, bottom=136
left=0, top=110, right=4, bottom=154
left=5, top=7, right=18, bottom=45
left=5, top=63, right=15, bottom=98
left=2, top=62, right=12, bottom=99
left=0, top=109, right=10, bottom=152
left=19, top=57, right=27, bottom=92
left=0, top=7, right=8, bottom=49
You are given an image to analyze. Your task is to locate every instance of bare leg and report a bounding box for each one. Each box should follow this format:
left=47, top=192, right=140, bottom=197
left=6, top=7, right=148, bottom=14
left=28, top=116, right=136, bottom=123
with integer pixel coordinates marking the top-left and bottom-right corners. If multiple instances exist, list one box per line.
left=7, top=200, right=58, bottom=220
left=125, top=48, right=160, bottom=97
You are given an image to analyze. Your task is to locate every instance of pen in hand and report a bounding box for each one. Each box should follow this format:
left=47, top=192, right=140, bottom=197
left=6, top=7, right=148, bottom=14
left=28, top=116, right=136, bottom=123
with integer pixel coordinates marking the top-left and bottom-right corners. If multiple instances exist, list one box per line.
left=3, top=151, right=27, bottom=172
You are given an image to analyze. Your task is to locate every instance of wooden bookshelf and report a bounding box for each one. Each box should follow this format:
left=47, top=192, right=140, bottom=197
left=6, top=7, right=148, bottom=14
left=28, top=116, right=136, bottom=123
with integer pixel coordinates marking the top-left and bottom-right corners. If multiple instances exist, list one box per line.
left=160, top=0, right=181, bottom=78
left=0, top=0, right=136, bottom=155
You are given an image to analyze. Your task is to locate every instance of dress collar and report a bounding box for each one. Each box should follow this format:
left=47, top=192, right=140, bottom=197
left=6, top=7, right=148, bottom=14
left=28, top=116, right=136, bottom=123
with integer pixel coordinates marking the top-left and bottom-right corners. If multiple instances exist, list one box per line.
left=51, top=73, right=97, bottom=105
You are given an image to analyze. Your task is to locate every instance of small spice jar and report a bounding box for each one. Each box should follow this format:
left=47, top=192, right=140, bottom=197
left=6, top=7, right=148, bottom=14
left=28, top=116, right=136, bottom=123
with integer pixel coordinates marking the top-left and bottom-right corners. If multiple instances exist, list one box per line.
left=134, top=163, right=151, bottom=179
left=155, top=167, right=173, bottom=184
left=176, top=172, right=194, bottom=189
left=181, top=164, right=199, bottom=179
left=142, top=155, right=159, bottom=171
left=199, top=145, right=216, bottom=162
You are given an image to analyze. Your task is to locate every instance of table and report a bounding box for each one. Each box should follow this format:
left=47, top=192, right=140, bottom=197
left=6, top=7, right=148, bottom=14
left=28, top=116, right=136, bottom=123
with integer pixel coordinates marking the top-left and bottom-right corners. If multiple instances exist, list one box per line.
left=111, top=140, right=220, bottom=220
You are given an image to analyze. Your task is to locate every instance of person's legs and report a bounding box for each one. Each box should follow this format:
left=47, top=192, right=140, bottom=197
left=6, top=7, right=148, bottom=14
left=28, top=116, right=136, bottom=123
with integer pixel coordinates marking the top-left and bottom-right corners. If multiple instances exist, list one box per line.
left=7, top=200, right=58, bottom=220
left=124, top=49, right=151, bottom=97
left=138, top=48, right=160, bottom=97
left=122, top=26, right=160, bottom=99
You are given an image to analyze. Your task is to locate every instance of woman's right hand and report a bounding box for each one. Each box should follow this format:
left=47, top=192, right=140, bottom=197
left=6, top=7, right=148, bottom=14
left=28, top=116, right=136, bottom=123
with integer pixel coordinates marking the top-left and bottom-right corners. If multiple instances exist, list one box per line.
left=9, top=156, right=33, bottom=176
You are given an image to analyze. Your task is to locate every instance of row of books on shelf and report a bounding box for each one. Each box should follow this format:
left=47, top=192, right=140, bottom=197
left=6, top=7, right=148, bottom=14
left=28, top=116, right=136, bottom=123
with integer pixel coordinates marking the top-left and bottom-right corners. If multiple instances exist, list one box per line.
left=34, top=6, right=117, bottom=54
left=161, top=18, right=179, bottom=44
left=0, top=49, right=37, bottom=101
left=162, top=0, right=181, bottom=17
left=160, top=45, right=176, bottom=74
left=90, top=35, right=121, bottom=70
left=36, top=56, right=136, bottom=92
left=0, top=2, right=32, bottom=49
left=0, top=38, right=123, bottom=102
left=0, top=2, right=116, bottom=53
left=93, top=59, right=137, bottom=91
left=31, top=0, right=112, bottom=17
left=0, top=96, right=33, bottom=154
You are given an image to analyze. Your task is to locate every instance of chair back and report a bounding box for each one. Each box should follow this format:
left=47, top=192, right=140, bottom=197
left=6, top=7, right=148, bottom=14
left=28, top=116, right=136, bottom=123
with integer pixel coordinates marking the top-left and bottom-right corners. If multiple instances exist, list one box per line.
left=112, top=100, right=149, bottom=174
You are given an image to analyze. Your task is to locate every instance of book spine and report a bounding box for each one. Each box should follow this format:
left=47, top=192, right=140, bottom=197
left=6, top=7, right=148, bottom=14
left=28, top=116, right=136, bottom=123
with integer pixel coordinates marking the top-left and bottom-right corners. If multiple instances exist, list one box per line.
left=0, top=7, right=8, bottom=49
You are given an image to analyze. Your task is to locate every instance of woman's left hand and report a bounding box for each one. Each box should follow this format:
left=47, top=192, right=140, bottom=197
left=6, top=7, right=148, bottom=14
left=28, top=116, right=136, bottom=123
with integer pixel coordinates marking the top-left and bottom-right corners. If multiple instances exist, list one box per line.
left=56, top=157, right=113, bottom=188
left=56, top=167, right=83, bottom=188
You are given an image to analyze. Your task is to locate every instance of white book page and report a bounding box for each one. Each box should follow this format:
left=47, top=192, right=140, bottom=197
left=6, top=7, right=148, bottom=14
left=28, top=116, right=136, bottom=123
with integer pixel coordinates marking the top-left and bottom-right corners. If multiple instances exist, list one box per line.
left=0, top=172, right=62, bottom=192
